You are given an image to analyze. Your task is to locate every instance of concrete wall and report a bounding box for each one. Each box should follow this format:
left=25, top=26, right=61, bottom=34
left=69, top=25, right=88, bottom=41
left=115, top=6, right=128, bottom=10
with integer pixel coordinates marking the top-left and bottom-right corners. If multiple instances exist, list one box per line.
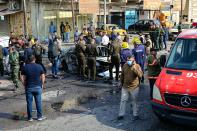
left=188, top=0, right=197, bottom=22
left=30, top=1, right=94, bottom=40
left=9, top=12, right=24, bottom=35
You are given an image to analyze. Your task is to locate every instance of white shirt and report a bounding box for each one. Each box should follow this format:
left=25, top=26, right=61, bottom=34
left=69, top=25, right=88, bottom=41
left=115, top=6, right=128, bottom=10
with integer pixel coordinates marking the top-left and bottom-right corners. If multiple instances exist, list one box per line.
left=102, top=35, right=109, bottom=46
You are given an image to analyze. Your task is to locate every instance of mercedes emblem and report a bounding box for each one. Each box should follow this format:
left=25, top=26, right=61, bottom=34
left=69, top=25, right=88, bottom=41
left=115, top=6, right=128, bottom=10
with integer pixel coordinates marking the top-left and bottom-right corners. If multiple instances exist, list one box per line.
left=181, top=96, right=191, bottom=107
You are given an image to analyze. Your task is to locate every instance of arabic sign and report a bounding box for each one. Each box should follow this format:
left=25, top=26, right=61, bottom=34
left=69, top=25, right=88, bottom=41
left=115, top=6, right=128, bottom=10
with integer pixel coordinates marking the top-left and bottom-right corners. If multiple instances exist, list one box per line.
left=79, top=0, right=99, bottom=14
left=125, top=10, right=138, bottom=30
left=143, top=0, right=161, bottom=10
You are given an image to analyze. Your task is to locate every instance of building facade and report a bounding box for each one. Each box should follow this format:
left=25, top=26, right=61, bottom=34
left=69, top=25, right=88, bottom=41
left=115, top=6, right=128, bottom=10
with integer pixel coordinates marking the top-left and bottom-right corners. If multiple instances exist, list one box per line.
left=30, top=0, right=98, bottom=40
left=0, top=0, right=28, bottom=36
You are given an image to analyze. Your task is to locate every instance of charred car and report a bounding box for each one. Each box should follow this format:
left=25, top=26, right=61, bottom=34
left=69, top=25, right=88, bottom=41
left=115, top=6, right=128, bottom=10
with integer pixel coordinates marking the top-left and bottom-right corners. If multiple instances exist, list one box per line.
left=60, top=45, right=121, bottom=79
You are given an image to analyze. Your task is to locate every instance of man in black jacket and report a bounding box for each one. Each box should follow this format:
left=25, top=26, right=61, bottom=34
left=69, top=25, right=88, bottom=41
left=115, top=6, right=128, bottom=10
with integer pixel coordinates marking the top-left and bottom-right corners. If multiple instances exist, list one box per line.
left=60, top=22, right=65, bottom=41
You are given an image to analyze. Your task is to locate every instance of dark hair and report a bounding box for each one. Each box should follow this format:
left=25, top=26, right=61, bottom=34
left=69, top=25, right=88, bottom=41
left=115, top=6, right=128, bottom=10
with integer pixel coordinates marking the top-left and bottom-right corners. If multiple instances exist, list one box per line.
left=127, top=54, right=134, bottom=59
left=123, top=35, right=129, bottom=42
left=150, top=48, right=157, bottom=52
left=28, top=55, right=36, bottom=63
left=25, top=42, right=30, bottom=47
left=28, top=38, right=31, bottom=42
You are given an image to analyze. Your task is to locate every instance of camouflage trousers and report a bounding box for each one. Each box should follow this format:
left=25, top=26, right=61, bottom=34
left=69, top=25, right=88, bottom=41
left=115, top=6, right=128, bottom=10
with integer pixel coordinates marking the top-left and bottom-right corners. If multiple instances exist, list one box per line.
left=0, top=59, right=3, bottom=76
left=10, top=66, right=20, bottom=88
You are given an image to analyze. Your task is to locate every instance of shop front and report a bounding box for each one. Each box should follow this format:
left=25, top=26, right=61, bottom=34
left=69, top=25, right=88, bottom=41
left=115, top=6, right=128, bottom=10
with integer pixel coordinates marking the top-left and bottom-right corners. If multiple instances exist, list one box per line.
left=30, top=1, right=93, bottom=41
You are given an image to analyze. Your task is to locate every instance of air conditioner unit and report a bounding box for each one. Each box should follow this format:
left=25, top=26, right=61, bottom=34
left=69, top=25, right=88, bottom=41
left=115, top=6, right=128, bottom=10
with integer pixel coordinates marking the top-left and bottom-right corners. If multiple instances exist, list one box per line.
left=9, top=0, right=21, bottom=11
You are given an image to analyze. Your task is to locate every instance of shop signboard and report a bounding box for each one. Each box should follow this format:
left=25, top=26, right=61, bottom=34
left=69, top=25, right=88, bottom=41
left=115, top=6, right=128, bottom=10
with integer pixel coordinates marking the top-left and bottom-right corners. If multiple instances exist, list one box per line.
left=79, top=0, right=99, bottom=14
left=125, top=10, right=138, bottom=30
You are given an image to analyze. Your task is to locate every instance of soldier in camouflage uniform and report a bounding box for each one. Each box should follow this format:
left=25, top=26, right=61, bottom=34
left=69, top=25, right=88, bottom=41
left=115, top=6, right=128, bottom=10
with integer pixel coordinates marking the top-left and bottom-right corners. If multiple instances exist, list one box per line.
left=9, top=46, right=20, bottom=90
left=0, top=45, right=4, bottom=76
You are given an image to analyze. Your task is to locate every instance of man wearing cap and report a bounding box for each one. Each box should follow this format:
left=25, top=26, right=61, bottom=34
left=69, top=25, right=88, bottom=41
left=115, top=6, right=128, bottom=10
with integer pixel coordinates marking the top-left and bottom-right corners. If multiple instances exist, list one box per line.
left=120, top=41, right=132, bottom=67
left=118, top=55, right=143, bottom=122
left=132, top=37, right=146, bottom=83
left=147, top=48, right=161, bottom=99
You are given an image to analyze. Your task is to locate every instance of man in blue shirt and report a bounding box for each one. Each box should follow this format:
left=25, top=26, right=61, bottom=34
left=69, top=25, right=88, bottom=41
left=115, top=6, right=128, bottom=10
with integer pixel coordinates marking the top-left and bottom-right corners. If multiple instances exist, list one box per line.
left=21, top=55, right=46, bottom=122
left=132, top=37, right=146, bottom=83
left=120, top=42, right=132, bottom=67
left=49, top=21, right=56, bottom=38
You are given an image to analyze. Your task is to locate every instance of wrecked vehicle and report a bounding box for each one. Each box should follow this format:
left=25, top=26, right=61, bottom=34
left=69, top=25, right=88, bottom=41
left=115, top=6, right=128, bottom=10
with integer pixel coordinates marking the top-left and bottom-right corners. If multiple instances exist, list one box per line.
left=60, top=45, right=121, bottom=79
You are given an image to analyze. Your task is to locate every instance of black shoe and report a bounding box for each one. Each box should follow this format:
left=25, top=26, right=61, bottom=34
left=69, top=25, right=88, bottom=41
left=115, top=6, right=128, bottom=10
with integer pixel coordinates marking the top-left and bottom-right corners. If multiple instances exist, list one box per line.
left=117, top=116, right=124, bottom=120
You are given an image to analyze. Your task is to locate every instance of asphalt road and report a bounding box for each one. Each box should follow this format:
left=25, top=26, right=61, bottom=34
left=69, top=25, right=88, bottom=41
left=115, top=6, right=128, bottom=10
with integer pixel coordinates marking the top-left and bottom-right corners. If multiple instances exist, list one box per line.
left=1, top=41, right=197, bottom=131
left=6, top=79, right=197, bottom=131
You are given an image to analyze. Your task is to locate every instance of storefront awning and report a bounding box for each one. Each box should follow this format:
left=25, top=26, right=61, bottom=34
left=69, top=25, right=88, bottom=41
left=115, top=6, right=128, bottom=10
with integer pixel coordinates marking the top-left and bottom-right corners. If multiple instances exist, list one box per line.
left=0, top=8, right=22, bottom=16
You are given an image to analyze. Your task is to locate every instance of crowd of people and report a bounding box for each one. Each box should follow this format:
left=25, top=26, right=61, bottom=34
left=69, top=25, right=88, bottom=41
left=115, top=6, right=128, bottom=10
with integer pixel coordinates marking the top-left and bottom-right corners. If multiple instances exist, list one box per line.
left=71, top=25, right=163, bottom=122
left=0, top=22, right=167, bottom=122
left=0, top=32, right=49, bottom=121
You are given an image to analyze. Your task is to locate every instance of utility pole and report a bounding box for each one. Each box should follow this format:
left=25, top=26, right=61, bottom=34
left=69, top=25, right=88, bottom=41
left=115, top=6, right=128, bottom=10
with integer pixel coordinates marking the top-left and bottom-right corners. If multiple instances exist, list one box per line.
left=180, top=0, right=183, bottom=22
left=23, top=0, right=28, bottom=36
left=71, top=0, right=75, bottom=31
left=71, top=0, right=75, bottom=40
left=104, top=0, right=106, bottom=30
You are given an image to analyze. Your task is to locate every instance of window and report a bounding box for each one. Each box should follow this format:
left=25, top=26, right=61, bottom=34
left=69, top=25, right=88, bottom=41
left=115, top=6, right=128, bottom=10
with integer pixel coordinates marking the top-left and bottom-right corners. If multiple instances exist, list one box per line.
left=166, top=39, right=197, bottom=70
left=136, top=20, right=143, bottom=25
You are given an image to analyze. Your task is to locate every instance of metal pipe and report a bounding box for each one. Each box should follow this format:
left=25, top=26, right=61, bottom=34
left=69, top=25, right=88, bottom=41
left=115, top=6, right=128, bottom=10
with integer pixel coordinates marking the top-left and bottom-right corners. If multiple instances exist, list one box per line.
left=104, top=0, right=106, bottom=30
left=23, top=0, right=27, bottom=36
left=181, top=0, right=183, bottom=22
left=71, top=0, right=75, bottom=39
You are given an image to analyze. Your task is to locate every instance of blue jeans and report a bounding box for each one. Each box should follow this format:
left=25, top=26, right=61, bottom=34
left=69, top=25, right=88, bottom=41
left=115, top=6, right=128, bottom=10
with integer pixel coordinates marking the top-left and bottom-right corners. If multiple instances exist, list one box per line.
left=25, top=87, right=42, bottom=119
left=52, top=57, right=59, bottom=75
left=64, top=32, right=70, bottom=42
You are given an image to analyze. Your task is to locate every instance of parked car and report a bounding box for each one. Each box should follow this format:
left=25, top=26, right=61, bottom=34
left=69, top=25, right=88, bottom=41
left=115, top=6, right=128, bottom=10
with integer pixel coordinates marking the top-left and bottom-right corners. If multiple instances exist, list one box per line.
left=60, top=45, right=121, bottom=79
left=96, top=24, right=126, bottom=36
left=169, top=23, right=191, bottom=40
left=128, top=19, right=161, bottom=33
left=192, top=22, right=197, bottom=28
left=152, top=29, right=197, bottom=126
